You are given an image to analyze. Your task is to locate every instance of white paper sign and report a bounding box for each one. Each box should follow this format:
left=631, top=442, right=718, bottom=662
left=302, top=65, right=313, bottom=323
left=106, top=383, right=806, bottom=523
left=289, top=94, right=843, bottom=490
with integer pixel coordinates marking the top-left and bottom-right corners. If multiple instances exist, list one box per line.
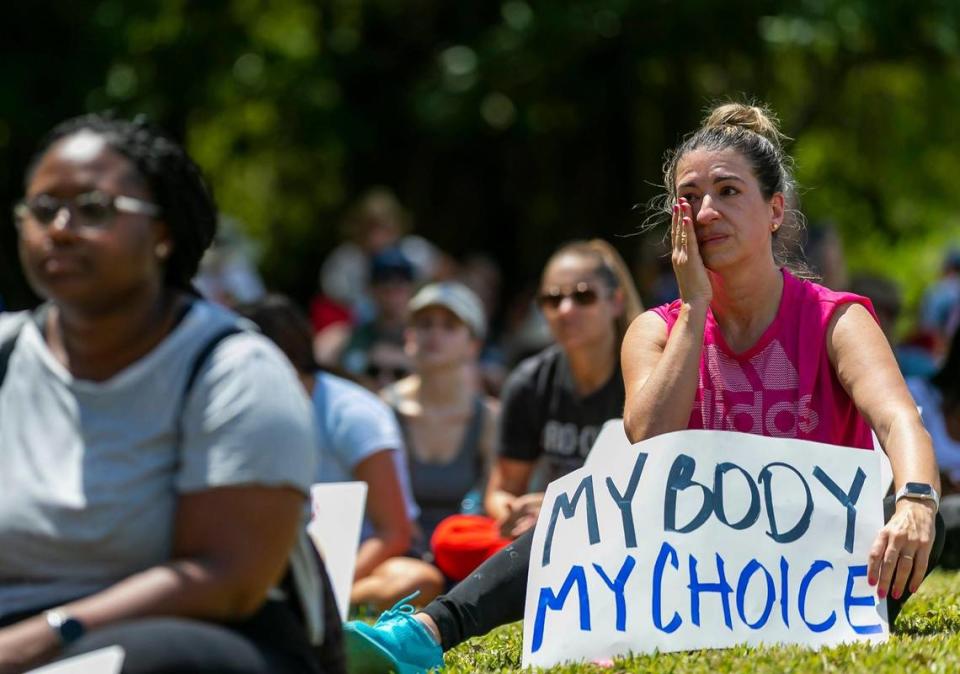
left=308, top=482, right=368, bottom=621
left=27, top=647, right=125, bottom=674
left=522, top=429, right=888, bottom=668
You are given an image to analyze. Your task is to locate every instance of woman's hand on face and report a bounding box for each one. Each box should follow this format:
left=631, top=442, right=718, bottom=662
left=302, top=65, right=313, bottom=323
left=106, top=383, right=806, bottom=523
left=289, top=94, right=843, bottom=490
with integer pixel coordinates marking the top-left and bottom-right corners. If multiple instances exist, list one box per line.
left=672, top=198, right=712, bottom=307
left=867, top=499, right=937, bottom=600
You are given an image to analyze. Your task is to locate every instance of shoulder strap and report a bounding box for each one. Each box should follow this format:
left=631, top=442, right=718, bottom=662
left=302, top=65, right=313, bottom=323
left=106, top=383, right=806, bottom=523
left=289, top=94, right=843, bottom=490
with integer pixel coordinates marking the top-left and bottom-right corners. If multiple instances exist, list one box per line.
left=182, top=326, right=245, bottom=399
left=175, top=325, right=245, bottom=447
left=0, top=305, right=47, bottom=391
left=0, top=324, right=24, bottom=390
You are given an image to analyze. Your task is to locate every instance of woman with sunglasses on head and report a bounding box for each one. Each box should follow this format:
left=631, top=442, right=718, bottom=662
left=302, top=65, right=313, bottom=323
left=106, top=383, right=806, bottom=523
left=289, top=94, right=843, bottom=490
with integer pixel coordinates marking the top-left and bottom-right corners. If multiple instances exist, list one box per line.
left=0, top=115, right=331, bottom=673
left=485, top=240, right=643, bottom=539
left=621, top=102, right=943, bottom=624
left=344, top=239, right=642, bottom=673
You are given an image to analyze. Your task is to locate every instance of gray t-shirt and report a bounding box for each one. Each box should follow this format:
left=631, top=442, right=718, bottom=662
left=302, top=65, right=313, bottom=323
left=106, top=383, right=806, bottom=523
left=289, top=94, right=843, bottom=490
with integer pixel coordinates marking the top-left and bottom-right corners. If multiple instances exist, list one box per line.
left=0, top=301, right=316, bottom=618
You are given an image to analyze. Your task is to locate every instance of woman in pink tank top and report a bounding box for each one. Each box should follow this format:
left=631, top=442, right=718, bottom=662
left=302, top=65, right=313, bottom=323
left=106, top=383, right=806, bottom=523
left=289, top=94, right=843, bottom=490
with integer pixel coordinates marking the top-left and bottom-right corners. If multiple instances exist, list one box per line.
left=622, top=102, right=941, bottom=609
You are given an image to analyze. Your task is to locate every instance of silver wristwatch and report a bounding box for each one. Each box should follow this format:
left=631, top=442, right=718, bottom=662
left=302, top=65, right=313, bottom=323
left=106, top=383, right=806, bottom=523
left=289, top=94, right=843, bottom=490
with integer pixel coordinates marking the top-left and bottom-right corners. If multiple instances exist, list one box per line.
left=895, top=482, right=940, bottom=512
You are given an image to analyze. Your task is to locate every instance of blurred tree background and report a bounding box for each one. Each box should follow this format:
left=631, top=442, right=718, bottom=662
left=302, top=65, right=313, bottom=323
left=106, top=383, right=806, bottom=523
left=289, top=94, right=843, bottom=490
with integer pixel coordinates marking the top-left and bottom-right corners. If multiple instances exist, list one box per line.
left=2, top=0, right=960, bottom=324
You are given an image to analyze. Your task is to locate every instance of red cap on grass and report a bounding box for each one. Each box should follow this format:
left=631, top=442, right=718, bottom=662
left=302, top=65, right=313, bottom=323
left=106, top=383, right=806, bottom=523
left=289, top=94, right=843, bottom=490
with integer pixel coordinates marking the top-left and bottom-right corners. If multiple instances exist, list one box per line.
left=430, top=514, right=512, bottom=581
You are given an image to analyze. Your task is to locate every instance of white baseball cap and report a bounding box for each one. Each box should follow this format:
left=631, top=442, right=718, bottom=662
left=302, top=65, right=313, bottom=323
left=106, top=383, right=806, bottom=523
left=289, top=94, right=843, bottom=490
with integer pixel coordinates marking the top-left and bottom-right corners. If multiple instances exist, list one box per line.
left=408, top=282, right=487, bottom=341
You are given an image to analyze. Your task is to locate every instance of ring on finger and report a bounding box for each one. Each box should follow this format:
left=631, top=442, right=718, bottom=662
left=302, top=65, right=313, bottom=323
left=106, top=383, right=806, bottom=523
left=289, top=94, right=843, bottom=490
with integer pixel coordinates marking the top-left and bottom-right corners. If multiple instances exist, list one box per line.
left=901, top=553, right=914, bottom=561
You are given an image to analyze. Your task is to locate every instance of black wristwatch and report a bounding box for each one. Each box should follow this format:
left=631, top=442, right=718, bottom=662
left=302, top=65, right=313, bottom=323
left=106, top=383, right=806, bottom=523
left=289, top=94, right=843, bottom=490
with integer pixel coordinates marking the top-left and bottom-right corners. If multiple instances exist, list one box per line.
left=895, top=482, right=940, bottom=512
left=44, top=609, right=86, bottom=646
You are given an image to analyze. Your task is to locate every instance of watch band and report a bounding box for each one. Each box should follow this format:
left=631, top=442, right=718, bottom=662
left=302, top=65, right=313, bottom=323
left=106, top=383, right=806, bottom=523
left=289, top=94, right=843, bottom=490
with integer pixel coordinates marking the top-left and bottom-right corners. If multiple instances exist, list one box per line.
left=895, top=482, right=940, bottom=512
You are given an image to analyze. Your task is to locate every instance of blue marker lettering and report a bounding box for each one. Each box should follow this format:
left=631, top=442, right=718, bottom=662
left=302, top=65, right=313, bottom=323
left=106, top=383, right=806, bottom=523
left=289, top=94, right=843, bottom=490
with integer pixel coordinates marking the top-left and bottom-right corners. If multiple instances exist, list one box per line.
left=688, top=553, right=733, bottom=629
left=652, top=541, right=682, bottom=633
left=531, top=565, right=591, bottom=653
left=798, top=560, right=836, bottom=633
left=593, top=555, right=637, bottom=632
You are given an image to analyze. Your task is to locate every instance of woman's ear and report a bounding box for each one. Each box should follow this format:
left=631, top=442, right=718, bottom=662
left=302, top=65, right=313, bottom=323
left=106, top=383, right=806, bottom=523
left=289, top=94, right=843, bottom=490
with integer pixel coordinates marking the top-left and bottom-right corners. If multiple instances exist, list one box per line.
left=152, top=220, right=173, bottom=261
left=769, top=192, right=786, bottom=230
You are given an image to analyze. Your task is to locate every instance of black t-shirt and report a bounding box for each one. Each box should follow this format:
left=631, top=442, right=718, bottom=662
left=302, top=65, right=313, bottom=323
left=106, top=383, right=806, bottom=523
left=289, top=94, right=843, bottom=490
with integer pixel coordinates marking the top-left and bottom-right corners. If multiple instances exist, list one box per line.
left=498, top=344, right=625, bottom=485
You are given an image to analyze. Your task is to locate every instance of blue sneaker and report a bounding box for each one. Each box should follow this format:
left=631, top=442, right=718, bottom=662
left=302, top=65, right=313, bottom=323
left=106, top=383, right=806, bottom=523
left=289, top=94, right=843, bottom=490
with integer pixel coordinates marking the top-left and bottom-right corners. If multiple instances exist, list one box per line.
left=344, top=592, right=445, bottom=674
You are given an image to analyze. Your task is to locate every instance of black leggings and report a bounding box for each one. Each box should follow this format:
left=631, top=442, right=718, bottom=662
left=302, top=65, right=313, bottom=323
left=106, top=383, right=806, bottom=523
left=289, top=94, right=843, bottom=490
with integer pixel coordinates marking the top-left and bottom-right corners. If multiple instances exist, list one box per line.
left=422, top=496, right=946, bottom=651
left=66, top=601, right=319, bottom=674
left=0, top=600, right=335, bottom=674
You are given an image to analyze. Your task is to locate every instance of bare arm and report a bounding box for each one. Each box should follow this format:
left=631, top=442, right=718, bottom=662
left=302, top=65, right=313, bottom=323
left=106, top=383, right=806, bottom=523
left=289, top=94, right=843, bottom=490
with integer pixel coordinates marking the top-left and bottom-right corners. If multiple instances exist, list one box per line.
left=0, top=486, right=304, bottom=671
left=830, top=304, right=940, bottom=490
left=478, top=398, right=501, bottom=477
left=622, top=305, right=707, bottom=442
left=484, top=457, right=536, bottom=521
left=828, top=303, right=940, bottom=599
left=352, top=450, right=413, bottom=579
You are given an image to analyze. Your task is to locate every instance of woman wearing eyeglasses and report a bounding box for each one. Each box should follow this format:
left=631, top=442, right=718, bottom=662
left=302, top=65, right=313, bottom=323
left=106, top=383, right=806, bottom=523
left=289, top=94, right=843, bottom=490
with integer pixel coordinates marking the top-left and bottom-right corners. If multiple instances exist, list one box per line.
left=0, top=115, right=331, bottom=673
left=484, top=240, right=643, bottom=539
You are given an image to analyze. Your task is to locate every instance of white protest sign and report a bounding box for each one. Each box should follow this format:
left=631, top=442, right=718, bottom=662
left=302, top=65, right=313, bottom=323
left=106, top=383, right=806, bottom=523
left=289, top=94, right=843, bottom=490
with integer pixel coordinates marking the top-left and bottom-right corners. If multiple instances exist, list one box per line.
left=583, top=419, right=632, bottom=469
left=522, top=429, right=887, bottom=668
left=308, top=482, right=367, bottom=621
left=27, top=647, right=124, bottom=674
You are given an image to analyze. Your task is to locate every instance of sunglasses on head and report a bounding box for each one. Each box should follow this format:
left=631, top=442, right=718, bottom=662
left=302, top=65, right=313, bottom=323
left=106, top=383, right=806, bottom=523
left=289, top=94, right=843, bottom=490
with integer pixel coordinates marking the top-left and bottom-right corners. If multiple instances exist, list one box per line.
left=537, top=281, right=602, bottom=310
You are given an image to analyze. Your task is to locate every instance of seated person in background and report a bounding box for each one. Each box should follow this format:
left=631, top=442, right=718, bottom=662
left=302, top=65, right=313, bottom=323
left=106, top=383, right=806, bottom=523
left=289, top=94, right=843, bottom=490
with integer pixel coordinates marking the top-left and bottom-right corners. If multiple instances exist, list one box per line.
left=0, top=114, right=327, bottom=673
left=906, top=322, right=960, bottom=496
left=919, top=249, right=960, bottom=358
left=484, top=239, right=643, bottom=539
left=336, top=247, right=416, bottom=389
left=907, top=318, right=960, bottom=568
left=318, top=187, right=445, bottom=326
left=849, top=273, right=938, bottom=378
left=236, top=296, right=419, bottom=609
left=456, top=252, right=509, bottom=396
left=373, top=282, right=499, bottom=607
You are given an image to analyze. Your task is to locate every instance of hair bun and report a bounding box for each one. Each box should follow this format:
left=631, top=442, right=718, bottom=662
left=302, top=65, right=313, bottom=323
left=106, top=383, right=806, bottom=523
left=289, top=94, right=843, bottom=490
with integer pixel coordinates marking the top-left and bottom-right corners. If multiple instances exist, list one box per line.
left=703, top=102, right=786, bottom=148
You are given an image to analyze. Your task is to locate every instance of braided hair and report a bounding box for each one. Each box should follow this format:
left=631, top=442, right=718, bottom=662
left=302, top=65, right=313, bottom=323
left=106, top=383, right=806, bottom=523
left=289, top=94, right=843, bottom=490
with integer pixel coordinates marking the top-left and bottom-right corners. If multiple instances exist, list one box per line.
left=26, top=113, right=217, bottom=292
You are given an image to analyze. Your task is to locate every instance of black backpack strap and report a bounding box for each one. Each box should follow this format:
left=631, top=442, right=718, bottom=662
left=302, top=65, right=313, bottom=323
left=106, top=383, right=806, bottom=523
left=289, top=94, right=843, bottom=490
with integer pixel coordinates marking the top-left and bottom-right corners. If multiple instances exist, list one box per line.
left=0, top=325, right=23, bottom=390
left=175, top=326, right=245, bottom=447
left=0, top=305, right=46, bottom=390
left=183, top=326, right=245, bottom=398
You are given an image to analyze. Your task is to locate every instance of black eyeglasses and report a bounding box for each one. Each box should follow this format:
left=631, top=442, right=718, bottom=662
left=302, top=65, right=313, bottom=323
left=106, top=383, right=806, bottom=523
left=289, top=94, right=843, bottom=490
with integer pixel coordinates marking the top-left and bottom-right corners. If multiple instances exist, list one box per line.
left=13, top=191, right=161, bottom=231
left=537, top=281, right=603, bottom=311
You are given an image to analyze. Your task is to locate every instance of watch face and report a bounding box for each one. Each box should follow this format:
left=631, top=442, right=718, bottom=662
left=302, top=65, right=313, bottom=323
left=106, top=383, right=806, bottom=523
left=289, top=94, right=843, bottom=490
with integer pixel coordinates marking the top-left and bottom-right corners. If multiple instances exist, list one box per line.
left=60, top=617, right=86, bottom=644
left=905, top=482, right=933, bottom=496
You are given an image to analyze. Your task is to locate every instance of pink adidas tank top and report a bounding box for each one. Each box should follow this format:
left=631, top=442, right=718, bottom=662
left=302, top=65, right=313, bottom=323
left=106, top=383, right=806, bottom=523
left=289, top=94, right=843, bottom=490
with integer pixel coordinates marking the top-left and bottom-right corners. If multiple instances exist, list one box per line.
left=652, top=269, right=876, bottom=449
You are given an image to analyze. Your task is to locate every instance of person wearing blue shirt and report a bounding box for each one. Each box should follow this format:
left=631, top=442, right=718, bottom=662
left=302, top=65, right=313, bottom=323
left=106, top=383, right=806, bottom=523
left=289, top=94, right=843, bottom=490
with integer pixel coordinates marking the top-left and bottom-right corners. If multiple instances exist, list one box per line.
left=238, top=295, right=420, bottom=610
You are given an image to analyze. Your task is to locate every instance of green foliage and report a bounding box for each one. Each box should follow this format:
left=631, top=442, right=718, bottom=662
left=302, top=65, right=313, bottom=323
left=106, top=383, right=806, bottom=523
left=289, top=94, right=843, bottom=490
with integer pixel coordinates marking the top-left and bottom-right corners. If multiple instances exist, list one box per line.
left=3, top=1, right=960, bottom=307
left=441, top=569, right=960, bottom=673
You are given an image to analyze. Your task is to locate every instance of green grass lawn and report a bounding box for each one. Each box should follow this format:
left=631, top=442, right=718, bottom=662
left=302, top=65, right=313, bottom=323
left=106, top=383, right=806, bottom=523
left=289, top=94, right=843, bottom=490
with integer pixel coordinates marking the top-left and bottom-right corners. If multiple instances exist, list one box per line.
left=439, top=570, right=960, bottom=673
